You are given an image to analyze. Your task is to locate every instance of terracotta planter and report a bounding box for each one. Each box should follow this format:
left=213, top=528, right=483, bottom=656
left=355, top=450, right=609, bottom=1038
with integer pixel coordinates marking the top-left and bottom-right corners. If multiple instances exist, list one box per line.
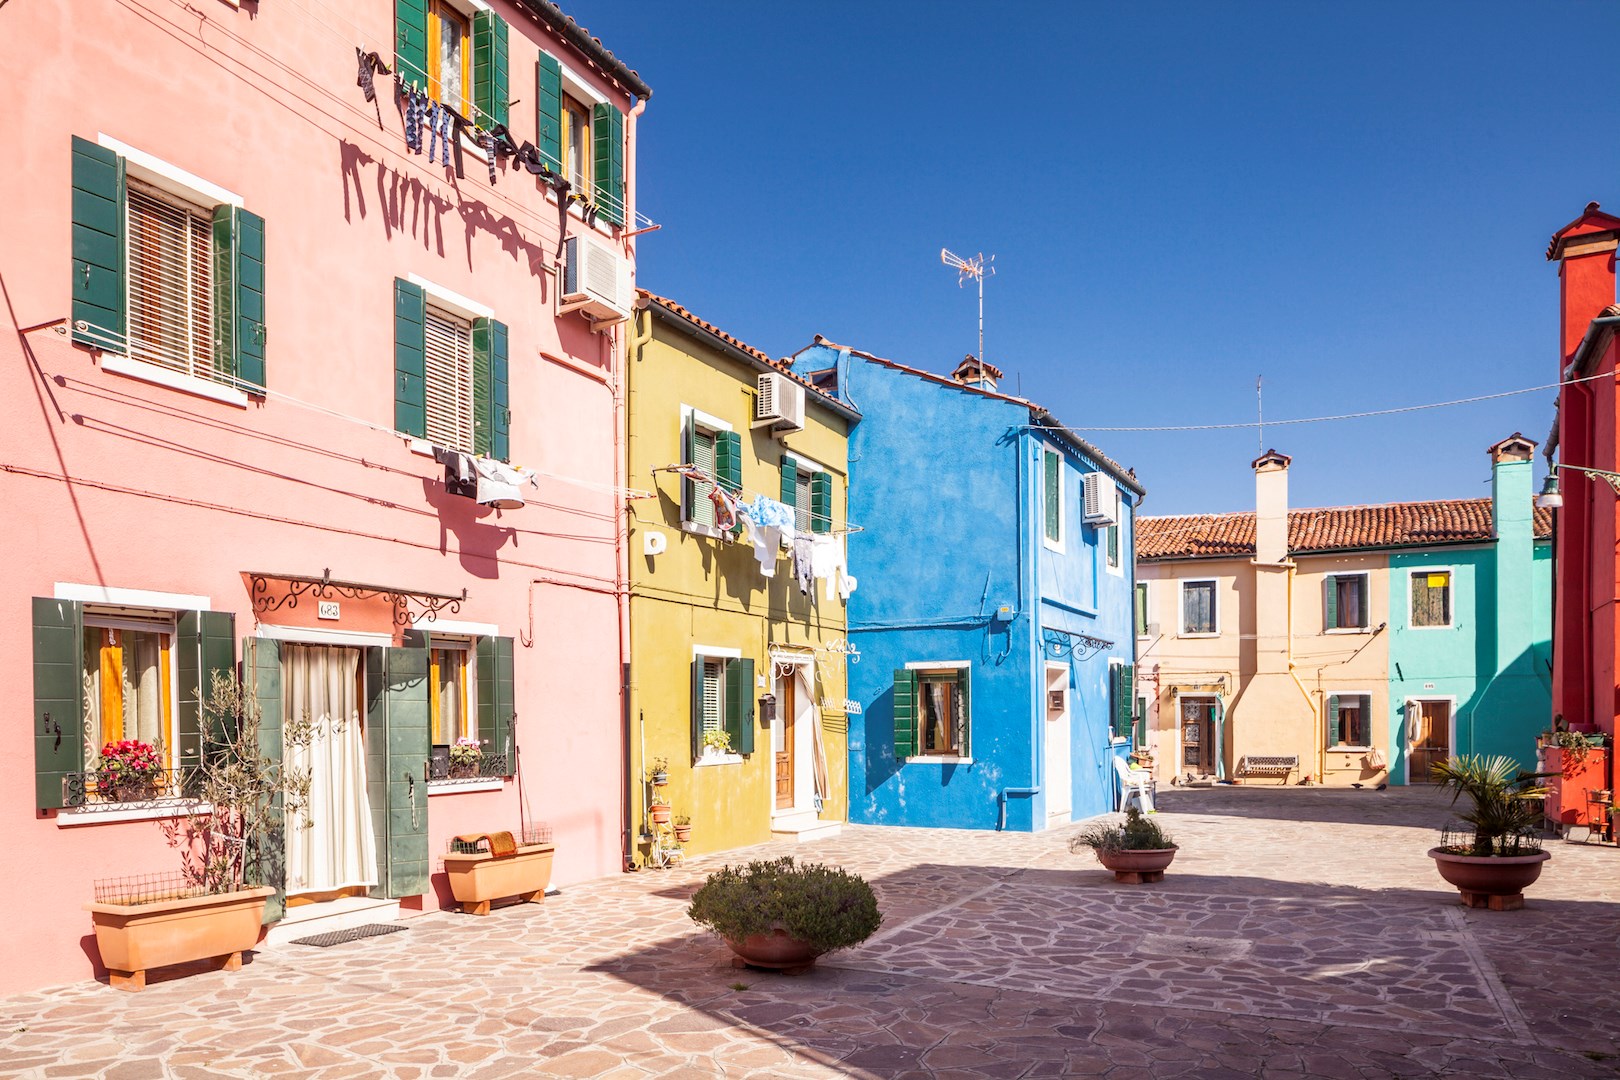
left=1093, top=846, right=1178, bottom=884
left=84, top=885, right=274, bottom=991
left=1428, top=848, right=1551, bottom=910
left=673, top=824, right=692, bottom=843
left=442, top=843, right=555, bottom=916
left=726, top=928, right=823, bottom=974
left=650, top=804, right=672, bottom=825
left=650, top=771, right=668, bottom=787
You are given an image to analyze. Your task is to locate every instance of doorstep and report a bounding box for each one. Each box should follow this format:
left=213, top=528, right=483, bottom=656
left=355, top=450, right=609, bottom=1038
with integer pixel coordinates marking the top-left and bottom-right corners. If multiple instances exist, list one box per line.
left=770, top=810, right=842, bottom=844
left=261, top=895, right=401, bottom=948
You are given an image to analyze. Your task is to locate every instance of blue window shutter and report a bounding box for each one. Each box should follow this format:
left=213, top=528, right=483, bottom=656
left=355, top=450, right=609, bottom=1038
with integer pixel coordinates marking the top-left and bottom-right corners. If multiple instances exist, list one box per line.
left=71, top=136, right=125, bottom=349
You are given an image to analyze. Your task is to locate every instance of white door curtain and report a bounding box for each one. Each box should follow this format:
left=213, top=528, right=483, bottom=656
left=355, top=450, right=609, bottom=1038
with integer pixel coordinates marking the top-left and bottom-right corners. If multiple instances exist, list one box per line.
left=282, top=644, right=378, bottom=894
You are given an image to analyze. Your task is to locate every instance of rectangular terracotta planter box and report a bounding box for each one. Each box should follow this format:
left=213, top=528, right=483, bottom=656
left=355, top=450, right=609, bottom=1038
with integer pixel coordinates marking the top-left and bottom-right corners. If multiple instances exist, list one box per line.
left=442, top=843, right=555, bottom=915
left=84, top=885, right=275, bottom=991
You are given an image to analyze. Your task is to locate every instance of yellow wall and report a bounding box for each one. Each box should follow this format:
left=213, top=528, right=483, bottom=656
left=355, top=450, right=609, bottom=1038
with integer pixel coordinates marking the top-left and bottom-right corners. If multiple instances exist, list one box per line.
left=625, top=309, right=851, bottom=860
left=1137, top=555, right=1393, bottom=786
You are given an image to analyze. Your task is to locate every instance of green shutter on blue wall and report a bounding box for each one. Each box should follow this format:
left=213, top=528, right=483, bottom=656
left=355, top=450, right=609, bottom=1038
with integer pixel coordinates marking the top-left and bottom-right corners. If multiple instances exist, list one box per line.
left=211, top=206, right=267, bottom=390
left=810, top=471, right=832, bottom=533
left=71, top=136, right=125, bottom=349
left=395, top=0, right=428, bottom=88
left=472, top=317, right=509, bottom=460
left=33, top=597, right=83, bottom=810
left=394, top=278, right=426, bottom=438
left=956, top=669, right=971, bottom=754
left=471, top=11, right=509, bottom=128
left=592, top=102, right=625, bottom=226
left=725, top=658, right=755, bottom=755
left=715, top=430, right=742, bottom=493
left=537, top=54, right=562, bottom=171
left=892, top=669, right=917, bottom=761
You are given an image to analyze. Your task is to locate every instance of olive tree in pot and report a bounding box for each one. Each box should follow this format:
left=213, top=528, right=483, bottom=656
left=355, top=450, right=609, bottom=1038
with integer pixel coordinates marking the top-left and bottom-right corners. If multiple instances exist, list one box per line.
left=1428, top=754, right=1550, bottom=911
left=1070, top=808, right=1178, bottom=883
left=687, top=856, right=882, bottom=974
left=85, top=672, right=312, bottom=990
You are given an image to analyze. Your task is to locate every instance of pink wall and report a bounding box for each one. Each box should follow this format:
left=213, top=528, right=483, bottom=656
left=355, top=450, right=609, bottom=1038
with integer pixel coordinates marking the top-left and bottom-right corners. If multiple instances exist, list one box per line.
left=0, top=1, right=637, bottom=994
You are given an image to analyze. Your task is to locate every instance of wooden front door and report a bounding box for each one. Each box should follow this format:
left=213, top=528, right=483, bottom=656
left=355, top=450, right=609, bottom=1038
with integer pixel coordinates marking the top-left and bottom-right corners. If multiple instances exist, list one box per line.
left=1181, top=698, right=1217, bottom=774
left=775, top=673, right=795, bottom=810
left=1407, top=700, right=1451, bottom=784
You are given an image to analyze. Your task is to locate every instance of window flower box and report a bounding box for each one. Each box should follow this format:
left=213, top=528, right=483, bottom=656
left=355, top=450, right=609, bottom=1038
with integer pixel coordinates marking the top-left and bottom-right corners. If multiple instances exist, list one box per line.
left=84, top=886, right=275, bottom=992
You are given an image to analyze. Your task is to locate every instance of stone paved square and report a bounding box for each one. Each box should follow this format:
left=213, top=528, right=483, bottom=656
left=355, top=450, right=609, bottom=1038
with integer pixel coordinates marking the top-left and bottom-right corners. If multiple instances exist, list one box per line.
left=3, top=786, right=1618, bottom=1078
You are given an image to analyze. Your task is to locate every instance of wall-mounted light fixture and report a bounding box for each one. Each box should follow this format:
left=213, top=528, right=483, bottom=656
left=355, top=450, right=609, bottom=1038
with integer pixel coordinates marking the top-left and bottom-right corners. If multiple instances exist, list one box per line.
left=1536, top=463, right=1620, bottom=508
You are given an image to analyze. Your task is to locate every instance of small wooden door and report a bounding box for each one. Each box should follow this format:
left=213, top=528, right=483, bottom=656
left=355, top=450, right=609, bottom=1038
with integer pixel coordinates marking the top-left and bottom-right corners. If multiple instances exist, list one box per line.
left=1407, top=700, right=1451, bottom=784
left=1181, top=698, right=1217, bottom=774
left=775, top=674, right=795, bottom=810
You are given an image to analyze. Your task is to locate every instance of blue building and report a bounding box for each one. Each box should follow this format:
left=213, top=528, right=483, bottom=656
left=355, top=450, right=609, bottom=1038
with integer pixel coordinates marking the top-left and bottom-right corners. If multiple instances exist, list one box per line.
left=790, top=342, right=1145, bottom=830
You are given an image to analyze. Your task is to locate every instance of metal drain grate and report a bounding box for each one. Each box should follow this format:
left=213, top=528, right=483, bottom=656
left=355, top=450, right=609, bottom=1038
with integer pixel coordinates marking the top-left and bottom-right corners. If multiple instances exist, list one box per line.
left=291, top=923, right=409, bottom=948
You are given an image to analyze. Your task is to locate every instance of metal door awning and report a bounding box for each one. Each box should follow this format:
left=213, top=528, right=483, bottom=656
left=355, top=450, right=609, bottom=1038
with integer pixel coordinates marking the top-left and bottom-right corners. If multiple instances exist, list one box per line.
left=247, top=570, right=467, bottom=626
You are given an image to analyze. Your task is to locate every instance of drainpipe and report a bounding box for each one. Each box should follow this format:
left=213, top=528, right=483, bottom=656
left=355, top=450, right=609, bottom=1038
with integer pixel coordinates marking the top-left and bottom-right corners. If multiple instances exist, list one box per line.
left=1283, top=562, right=1322, bottom=784
left=998, top=786, right=1040, bottom=831
left=619, top=305, right=654, bottom=869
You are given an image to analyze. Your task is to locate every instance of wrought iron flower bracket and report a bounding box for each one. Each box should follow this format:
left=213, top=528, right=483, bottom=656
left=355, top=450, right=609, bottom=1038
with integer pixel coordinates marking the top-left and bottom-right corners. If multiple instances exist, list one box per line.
left=1042, top=628, right=1114, bottom=662
left=249, top=570, right=467, bottom=627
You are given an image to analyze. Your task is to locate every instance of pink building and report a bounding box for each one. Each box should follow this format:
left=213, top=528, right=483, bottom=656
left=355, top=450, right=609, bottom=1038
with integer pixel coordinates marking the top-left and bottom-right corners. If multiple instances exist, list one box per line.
left=0, top=0, right=648, bottom=994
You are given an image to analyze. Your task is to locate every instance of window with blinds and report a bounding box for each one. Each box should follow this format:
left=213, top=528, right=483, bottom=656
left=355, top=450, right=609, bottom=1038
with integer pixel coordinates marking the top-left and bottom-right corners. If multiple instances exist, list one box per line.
left=793, top=470, right=812, bottom=533
left=688, top=427, right=717, bottom=527
left=424, top=306, right=475, bottom=453
left=702, top=658, right=724, bottom=735
left=126, top=183, right=214, bottom=381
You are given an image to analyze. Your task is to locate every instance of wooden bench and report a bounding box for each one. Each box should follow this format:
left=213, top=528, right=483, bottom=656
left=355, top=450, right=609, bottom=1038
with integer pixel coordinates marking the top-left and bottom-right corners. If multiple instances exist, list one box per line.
left=1238, top=754, right=1299, bottom=785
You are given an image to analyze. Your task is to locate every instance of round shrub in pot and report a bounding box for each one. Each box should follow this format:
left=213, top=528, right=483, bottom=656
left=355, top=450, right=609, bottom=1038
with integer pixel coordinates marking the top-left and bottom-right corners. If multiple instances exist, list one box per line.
left=687, top=856, right=882, bottom=973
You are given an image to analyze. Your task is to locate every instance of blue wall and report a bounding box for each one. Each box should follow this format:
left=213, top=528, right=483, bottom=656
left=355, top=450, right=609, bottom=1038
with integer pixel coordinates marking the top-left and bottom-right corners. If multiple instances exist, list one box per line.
left=793, top=345, right=1136, bottom=830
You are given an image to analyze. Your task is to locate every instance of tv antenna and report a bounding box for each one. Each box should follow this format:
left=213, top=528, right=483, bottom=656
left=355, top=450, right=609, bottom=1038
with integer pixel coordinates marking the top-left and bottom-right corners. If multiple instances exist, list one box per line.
left=940, top=248, right=994, bottom=362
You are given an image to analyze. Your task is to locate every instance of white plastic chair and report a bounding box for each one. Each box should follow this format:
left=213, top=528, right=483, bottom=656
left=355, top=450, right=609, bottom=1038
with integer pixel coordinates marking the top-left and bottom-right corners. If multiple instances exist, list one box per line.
left=1113, top=755, right=1156, bottom=814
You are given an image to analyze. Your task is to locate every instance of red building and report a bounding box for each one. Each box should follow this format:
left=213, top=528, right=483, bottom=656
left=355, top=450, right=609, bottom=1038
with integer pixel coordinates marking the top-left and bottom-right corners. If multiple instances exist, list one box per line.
left=1543, top=203, right=1620, bottom=797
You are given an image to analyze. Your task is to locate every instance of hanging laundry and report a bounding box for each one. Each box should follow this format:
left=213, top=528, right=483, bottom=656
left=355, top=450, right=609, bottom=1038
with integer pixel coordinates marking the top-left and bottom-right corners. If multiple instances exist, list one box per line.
left=432, top=445, right=478, bottom=500
left=708, top=483, right=740, bottom=533
left=792, top=536, right=814, bottom=596
left=426, top=101, right=445, bottom=165
left=839, top=572, right=858, bottom=601
left=745, top=495, right=795, bottom=532
left=400, top=81, right=425, bottom=154
left=355, top=49, right=391, bottom=130
left=480, top=130, right=498, bottom=185
left=750, top=525, right=782, bottom=577
left=473, top=457, right=536, bottom=509
left=810, top=536, right=840, bottom=581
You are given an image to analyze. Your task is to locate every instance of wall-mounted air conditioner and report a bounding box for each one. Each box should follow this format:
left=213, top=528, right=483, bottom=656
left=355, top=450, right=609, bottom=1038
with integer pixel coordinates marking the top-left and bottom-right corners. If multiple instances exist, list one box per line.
left=1082, top=472, right=1118, bottom=526
left=560, top=234, right=631, bottom=327
left=754, top=373, right=805, bottom=435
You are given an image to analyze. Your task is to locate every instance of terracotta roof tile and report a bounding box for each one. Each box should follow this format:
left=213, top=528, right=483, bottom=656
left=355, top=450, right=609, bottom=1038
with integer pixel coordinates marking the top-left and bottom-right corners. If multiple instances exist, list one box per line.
left=1138, top=498, right=1552, bottom=561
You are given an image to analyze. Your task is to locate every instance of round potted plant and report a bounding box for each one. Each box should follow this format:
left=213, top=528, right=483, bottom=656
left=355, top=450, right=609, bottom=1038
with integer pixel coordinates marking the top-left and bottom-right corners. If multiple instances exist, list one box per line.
left=94, top=739, right=163, bottom=802
left=1428, top=754, right=1551, bottom=910
left=648, top=756, right=670, bottom=787
left=1070, top=807, right=1178, bottom=883
left=448, top=737, right=484, bottom=779
left=673, top=814, right=692, bottom=844
left=687, top=856, right=881, bottom=973
left=649, top=796, right=672, bottom=825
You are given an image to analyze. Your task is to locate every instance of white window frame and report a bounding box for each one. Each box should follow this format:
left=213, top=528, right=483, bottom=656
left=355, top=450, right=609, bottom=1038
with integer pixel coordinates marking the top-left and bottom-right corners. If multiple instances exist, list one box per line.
left=1324, top=572, right=1372, bottom=634
left=693, top=644, right=743, bottom=766
left=903, top=660, right=972, bottom=764
left=1406, top=566, right=1455, bottom=630
left=784, top=450, right=826, bottom=535
left=1324, top=689, right=1376, bottom=751
left=1180, top=578, right=1220, bottom=638
left=1042, top=445, right=1065, bottom=553
left=1134, top=581, right=1151, bottom=640
left=679, top=406, right=732, bottom=540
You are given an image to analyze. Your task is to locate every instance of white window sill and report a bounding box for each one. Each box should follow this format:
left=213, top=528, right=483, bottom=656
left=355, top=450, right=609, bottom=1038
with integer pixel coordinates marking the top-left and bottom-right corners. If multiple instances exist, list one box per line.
left=101, top=354, right=250, bottom=407
left=1042, top=539, right=1065, bottom=554
left=904, top=755, right=972, bottom=765
left=57, top=800, right=212, bottom=827
left=1179, top=632, right=1220, bottom=639
left=1326, top=746, right=1373, bottom=754
left=1409, top=625, right=1455, bottom=631
left=542, top=185, right=622, bottom=239
left=1324, top=627, right=1371, bottom=635
left=1110, top=737, right=1130, bottom=746
left=695, top=751, right=742, bottom=767
left=681, top=521, right=727, bottom=541
left=428, top=778, right=505, bottom=795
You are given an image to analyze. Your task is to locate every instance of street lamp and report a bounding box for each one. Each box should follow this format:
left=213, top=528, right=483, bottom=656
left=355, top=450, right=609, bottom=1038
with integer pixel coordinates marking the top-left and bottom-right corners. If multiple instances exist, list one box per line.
left=1537, top=463, right=1620, bottom=508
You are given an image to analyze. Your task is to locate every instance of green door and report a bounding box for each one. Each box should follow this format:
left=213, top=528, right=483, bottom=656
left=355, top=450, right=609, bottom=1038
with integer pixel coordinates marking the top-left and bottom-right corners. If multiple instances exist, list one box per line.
left=366, top=646, right=430, bottom=898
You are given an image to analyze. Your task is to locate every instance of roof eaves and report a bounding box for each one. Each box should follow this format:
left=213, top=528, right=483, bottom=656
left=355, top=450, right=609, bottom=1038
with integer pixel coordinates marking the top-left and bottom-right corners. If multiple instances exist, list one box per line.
left=1029, top=410, right=1146, bottom=498
left=516, top=0, right=652, bottom=100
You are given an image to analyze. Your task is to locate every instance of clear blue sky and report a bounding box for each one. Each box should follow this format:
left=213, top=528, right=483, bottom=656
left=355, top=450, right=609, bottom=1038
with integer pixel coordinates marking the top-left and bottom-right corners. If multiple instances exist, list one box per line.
left=576, top=1, right=1620, bottom=515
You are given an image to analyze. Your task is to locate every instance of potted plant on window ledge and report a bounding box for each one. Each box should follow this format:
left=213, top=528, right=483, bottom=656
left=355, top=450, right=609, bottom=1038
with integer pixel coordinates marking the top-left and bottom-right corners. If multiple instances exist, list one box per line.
left=93, top=739, right=164, bottom=803
left=702, top=729, right=733, bottom=757
left=448, top=737, right=484, bottom=779
left=1070, top=808, right=1178, bottom=883
left=1427, top=755, right=1551, bottom=911
left=83, top=673, right=312, bottom=991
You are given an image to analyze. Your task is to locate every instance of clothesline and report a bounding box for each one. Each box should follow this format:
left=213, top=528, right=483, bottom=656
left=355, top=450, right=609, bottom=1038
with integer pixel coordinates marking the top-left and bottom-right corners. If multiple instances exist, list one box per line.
left=649, top=464, right=864, bottom=534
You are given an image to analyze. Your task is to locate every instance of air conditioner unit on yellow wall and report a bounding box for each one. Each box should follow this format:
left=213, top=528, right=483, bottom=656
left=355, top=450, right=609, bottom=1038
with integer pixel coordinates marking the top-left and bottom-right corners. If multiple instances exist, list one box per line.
left=755, top=373, right=805, bottom=435
left=560, top=233, right=631, bottom=327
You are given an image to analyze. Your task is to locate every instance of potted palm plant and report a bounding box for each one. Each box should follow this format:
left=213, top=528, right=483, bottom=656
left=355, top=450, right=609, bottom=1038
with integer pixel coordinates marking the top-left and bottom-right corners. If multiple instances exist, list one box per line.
left=687, top=856, right=881, bottom=974
left=84, top=672, right=312, bottom=991
left=1070, top=808, right=1178, bottom=883
left=1428, top=755, right=1551, bottom=910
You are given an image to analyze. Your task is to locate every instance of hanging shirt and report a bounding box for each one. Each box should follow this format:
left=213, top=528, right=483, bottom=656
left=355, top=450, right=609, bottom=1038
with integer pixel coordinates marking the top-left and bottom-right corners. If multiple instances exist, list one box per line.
left=474, top=457, right=535, bottom=509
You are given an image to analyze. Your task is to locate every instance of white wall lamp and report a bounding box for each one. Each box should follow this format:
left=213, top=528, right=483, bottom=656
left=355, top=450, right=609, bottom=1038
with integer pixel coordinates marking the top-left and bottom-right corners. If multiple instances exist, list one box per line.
left=1536, top=463, right=1620, bottom=508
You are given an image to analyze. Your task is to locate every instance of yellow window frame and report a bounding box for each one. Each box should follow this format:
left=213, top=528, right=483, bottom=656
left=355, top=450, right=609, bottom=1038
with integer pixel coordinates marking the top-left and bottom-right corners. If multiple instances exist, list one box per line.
left=85, top=624, right=175, bottom=762
left=429, top=645, right=471, bottom=745
left=561, top=93, right=592, bottom=197
left=426, top=0, right=472, bottom=113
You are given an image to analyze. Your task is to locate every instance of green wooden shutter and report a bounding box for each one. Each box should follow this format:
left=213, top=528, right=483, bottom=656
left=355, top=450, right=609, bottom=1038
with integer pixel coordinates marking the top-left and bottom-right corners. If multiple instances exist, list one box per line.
left=71, top=136, right=125, bottom=349
left=1324, top=576, right=1338, bottom=631
left=395, top=0, right=428, bottom=88
left=242, top=636, right=284, bottom=922
left=1115, top=664, right=1134, bottom=736
left=394, top=278, right=426, bottom=438
left=537, top=53, right=562, bottom=171
left=1359, top=695, right=1372, bottom=745
left=367, top=645, right=430, bottom=898
left=957, top=669, right=972, bottom=755
left=211, top=206, right=267, bottom=390
left=716, top=430, right=742, bottom=493
left=892, top=669, right=917, bottom=761
left=471, top=11, right=510, bottom=129
left=682, top=418, right=697, bottom=523
left=33, top=597, right=84, bottom=810
left=1106, top=524, right=1119, bottom=565
left=726, top=657, right=755, bottom=754
left=780, top=457, right=798, bottom=508
left=176, top=610, right=237, bottom=787
left=690, top=658, right=706, bottom=761
left=476, top=636, right=515, bottom=774
left=1043, top=451, right=1059, bottom=541
left=592, top=102, right=625, bottom=226
left=810, top=471, right=832, bottom=533
left=472, top=317, right=509, bottom=460
left=1326, top=695, right=1340, bottom=745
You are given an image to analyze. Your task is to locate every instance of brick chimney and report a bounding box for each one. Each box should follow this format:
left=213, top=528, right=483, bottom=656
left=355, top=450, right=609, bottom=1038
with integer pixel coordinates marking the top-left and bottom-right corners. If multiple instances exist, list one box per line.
left=1488, top=433, right=1536, bottom=676
left=1546, top=202, right=1620, bottom=366
left=950, top=355, right=1002, bottom=392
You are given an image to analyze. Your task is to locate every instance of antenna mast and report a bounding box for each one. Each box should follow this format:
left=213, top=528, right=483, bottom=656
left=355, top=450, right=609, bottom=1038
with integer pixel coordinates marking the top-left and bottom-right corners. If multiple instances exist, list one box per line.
left=940, top=248, right=995, bottom=361
left=1257, top=376, right=1264, bottom=454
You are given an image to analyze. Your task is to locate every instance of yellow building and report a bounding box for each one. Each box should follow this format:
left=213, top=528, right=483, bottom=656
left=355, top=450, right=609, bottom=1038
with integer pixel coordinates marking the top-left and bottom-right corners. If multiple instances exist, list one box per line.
left=625, top=293, right=858, bottom=861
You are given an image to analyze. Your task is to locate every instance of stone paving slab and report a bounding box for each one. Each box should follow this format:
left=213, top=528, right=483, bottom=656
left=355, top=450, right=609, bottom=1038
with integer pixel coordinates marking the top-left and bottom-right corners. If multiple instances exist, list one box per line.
left=1, top=785, right=1617, bottom=1078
